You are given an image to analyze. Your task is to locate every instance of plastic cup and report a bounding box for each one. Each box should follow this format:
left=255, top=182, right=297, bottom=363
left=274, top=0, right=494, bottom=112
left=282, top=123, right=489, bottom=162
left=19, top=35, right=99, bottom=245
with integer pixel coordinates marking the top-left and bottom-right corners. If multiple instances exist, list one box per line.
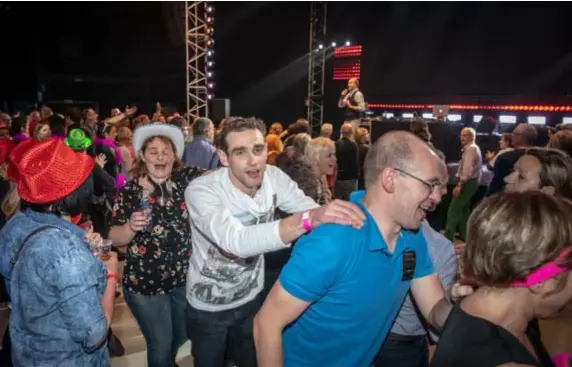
left=139, top=203, right=153, bottom=232
left=90, top=239, right=113, bottom=260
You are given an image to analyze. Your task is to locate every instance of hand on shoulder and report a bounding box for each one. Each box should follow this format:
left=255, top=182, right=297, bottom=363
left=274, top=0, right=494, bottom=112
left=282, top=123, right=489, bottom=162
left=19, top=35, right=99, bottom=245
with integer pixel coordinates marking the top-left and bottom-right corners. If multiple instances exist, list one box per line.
left=309, top=199, right=365, bottom=230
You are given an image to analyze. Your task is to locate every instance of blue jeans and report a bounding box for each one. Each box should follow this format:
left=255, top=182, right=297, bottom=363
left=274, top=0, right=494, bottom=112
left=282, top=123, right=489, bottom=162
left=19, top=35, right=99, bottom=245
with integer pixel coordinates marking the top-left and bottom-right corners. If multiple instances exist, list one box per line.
left=374, top=334, right=429, bottom=367
left=123, top=286, right=188, bottom=367
left=186, top=295, right=261, bottom=367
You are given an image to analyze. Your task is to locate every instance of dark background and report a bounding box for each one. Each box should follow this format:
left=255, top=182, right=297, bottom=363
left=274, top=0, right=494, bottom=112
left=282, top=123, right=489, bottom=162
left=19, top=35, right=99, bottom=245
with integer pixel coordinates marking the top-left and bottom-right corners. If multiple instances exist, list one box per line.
left=1, top=2, right=572, bottom=124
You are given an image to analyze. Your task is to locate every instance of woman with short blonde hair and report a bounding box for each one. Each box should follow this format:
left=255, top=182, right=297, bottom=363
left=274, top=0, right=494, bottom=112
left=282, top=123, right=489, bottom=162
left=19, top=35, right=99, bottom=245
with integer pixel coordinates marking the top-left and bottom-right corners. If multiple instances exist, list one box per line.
left=302, top=137, right=336, bottom=204
left=432, top=191, right=572, bottom=367
left=305, top=137, right=336, bottom=172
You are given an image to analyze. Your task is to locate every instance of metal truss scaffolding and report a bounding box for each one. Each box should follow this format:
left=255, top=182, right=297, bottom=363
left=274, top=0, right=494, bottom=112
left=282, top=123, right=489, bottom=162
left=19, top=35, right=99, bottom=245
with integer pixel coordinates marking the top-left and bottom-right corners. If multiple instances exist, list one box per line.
left=186, top=1, right=214, bottom=120
left=306, top=1, right=327, bottom=132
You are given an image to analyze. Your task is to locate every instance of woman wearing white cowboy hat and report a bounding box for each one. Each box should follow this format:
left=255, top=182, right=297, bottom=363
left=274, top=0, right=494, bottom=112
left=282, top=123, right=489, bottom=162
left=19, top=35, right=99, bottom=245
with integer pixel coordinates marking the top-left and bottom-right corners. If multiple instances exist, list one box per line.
left=108, top=123, right=205, bottom=367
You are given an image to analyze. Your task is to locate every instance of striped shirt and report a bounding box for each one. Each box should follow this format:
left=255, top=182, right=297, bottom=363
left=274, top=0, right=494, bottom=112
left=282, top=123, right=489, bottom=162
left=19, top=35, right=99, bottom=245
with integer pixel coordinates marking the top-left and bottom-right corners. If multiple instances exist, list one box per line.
left=390, top=220, right=458, bottom=339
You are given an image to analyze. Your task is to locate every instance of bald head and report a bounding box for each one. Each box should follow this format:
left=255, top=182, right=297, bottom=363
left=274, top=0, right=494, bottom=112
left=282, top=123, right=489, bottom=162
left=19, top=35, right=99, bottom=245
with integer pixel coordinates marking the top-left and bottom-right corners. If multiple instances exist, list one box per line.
left=364, top=131, right=439, bottom=189
left=341, top=123, right=353, bottom=138
left=512, top=123, right=537, bottom=148
left=348, top=78, right=359, bottom=90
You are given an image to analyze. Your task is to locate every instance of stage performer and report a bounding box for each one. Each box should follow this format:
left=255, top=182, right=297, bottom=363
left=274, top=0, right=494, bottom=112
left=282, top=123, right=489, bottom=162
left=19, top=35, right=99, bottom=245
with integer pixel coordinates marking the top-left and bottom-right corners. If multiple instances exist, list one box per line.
left=337, top=77, right=366, bottom=139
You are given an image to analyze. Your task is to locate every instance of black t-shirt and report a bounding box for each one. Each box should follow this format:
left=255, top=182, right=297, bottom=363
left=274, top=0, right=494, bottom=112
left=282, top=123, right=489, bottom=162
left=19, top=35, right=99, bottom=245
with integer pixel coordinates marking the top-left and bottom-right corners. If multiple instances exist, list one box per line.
left=431, top=305, right=554, bottom=367
left=335, top=138, right=359, bottom=181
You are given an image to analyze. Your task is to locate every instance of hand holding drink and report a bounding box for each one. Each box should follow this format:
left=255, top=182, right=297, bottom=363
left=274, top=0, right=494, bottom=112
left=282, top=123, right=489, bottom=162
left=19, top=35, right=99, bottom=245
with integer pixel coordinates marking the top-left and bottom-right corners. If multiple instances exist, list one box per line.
left=129, top=202, right=152, bottom=232
left=89, top=239, right=113, bottom=261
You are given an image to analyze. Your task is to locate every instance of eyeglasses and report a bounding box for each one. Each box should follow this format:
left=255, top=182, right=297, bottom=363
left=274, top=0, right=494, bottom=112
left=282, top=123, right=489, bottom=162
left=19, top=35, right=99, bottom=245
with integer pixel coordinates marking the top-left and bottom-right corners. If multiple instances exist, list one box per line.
left=394, top=167, right=446, bottom=193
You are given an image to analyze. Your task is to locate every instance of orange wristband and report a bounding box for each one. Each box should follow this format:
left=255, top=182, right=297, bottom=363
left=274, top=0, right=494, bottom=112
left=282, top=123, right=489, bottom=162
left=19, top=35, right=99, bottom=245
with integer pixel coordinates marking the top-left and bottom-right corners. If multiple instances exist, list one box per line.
left=106, top=273, right=120, bottom=283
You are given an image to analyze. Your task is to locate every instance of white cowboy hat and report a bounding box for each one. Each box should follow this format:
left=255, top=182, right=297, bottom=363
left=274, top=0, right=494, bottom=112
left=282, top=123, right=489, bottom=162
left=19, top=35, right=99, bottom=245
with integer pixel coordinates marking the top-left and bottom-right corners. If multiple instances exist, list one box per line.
left=132, top=123, right=185, bottom=159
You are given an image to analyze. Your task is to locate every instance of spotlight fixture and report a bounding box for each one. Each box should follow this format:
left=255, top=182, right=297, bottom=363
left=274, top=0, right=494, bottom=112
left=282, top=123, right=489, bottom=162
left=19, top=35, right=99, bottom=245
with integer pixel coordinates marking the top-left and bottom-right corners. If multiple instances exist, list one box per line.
left=345, top=41, right=351, bottom=46
left=318, top=44, right=324, bottom=50
left=331, top=42, right=337, bottom=47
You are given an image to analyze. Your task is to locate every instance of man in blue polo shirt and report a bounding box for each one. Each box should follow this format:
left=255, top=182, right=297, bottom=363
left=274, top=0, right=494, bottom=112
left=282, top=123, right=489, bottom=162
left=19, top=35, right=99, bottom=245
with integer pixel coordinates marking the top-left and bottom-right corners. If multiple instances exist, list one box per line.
left=253, top=131, right=471, bottom=367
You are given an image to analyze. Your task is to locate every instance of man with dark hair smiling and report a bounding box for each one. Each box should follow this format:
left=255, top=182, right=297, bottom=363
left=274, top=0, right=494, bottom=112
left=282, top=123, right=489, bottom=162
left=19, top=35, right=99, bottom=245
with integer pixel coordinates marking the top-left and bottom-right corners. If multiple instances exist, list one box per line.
left=184, top=117, right=366, bottom=367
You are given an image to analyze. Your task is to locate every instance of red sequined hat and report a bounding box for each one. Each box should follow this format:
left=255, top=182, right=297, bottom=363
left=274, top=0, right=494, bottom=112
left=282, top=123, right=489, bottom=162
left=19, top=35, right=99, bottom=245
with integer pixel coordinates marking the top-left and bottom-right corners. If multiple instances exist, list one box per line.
left=9, top=138, right=95, bottom=204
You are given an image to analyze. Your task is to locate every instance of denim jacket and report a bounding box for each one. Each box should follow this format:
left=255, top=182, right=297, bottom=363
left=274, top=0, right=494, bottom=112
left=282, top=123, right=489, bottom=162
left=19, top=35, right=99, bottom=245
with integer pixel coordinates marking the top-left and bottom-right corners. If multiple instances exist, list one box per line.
left=0, top=210, right=110, bottom=367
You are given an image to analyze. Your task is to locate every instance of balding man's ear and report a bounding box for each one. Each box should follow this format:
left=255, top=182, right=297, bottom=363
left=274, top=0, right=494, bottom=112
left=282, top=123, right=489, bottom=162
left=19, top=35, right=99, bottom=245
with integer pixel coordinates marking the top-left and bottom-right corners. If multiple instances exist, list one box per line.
left=380, top=167, right=397, bottom=194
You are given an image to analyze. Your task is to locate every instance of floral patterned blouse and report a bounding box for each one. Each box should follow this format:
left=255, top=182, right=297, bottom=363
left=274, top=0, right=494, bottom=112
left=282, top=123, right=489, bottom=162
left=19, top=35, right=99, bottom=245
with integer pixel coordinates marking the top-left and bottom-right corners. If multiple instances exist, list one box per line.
left=110, top=166, right=205, bottom=295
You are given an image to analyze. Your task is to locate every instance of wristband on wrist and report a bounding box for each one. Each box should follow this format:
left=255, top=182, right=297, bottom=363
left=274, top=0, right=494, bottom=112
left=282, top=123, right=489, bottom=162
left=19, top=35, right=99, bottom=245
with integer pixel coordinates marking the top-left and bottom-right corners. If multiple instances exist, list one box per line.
left=302, top=210, right=312, bottom=233
left=106, top=273, right=120, bottom=283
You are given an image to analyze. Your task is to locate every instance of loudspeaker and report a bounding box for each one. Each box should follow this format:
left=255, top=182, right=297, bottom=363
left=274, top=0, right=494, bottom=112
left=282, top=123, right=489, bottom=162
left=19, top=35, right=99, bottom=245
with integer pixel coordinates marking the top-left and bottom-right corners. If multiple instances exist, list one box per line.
left=210, top=99, right=230, bottom=123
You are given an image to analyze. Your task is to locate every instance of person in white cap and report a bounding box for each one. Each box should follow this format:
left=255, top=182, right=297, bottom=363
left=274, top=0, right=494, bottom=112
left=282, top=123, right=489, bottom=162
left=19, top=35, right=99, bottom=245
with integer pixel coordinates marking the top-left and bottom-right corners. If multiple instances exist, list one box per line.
left=108, top=123, right=205, bottom=367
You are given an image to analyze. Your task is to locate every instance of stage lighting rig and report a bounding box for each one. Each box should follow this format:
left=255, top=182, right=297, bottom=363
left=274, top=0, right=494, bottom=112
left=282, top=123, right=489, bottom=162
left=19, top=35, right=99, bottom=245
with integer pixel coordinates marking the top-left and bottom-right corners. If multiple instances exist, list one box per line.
left=185, top=1, right=215, bottom=119
left=307, top=1, right=327, bottom=132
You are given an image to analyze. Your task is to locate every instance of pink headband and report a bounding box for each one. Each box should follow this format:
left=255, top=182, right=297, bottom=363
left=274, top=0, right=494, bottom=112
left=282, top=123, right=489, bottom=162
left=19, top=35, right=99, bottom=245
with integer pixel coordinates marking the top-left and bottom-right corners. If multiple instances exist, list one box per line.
left=511, top=248, right=571, bottom=287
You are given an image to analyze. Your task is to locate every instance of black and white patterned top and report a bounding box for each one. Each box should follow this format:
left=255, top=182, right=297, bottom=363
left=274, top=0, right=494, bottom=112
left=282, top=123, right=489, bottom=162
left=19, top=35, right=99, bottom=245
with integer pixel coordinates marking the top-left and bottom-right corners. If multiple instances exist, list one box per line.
left=110, top=166, right=205, bottom=295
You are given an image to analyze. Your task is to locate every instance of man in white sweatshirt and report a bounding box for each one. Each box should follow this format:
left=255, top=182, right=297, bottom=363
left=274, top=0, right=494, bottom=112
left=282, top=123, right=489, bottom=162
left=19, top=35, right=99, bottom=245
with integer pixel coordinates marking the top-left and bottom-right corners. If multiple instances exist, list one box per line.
left=184, top=117, right=365, bottom=367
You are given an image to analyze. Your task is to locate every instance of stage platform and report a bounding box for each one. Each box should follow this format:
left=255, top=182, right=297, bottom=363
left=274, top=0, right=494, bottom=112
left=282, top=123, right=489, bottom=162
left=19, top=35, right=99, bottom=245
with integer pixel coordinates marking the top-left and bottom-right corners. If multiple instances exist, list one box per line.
left=368, top=118, right=551, bottom=164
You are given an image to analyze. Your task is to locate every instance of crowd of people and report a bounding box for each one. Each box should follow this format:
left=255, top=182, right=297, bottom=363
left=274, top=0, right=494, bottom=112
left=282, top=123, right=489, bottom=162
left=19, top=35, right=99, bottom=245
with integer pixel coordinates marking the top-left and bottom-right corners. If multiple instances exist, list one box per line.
left=0, top=103, right=570, bottom=367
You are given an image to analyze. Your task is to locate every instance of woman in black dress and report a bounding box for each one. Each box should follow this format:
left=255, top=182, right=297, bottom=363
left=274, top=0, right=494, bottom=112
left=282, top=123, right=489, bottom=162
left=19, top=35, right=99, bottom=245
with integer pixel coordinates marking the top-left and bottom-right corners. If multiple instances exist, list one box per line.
left=431, top=191, right=572, bottom=367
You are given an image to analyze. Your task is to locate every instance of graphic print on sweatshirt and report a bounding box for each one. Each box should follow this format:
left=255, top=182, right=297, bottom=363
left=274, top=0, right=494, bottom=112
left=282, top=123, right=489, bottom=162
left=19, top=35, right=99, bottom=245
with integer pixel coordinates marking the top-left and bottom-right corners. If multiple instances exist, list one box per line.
left=190, top=194, right=277, bottom=306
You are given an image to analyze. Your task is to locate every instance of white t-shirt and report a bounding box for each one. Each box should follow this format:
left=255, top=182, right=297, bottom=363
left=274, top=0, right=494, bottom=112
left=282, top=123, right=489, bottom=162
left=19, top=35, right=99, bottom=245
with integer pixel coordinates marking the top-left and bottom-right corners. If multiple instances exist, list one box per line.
left=184, top=165, right=318, bottom=312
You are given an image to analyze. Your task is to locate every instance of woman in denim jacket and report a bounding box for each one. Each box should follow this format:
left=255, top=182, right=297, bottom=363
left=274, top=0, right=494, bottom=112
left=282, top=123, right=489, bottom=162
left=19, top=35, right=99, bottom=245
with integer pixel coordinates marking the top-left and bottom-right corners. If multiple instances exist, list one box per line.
left=0, top=138, right=118, bottom=367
